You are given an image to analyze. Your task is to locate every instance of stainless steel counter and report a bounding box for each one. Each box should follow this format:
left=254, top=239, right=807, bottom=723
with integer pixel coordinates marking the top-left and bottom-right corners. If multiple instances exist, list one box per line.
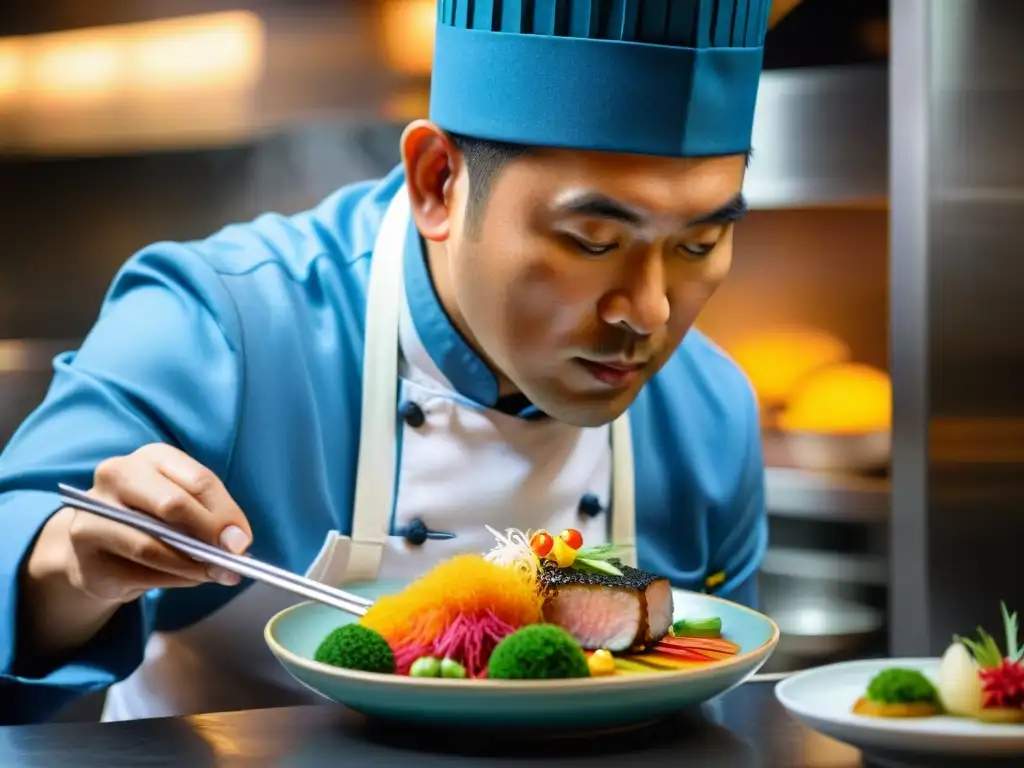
left=0, top=682, right=864, bottom=767
left=5, top=680, right=1021, bottom=767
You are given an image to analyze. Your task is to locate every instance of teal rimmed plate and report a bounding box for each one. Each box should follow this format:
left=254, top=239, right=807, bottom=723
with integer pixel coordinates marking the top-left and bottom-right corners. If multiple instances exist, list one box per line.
left=265, top=581, right=779, bottom=729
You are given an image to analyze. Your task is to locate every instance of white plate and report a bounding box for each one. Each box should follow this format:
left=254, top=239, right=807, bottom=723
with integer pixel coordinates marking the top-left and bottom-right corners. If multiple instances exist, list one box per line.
left=776, top=658, right=1024, bottom=761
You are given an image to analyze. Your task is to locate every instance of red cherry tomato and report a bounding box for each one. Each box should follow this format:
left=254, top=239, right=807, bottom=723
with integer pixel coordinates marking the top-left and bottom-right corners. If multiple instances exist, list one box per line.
left=530, top=531, right=554, bottom=557
left=559, top=528, right=583, bottom=550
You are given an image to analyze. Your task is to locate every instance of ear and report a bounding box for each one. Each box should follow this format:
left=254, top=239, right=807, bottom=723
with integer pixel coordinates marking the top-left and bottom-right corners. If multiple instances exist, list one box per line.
left=400, top=120, right=461, bottom=243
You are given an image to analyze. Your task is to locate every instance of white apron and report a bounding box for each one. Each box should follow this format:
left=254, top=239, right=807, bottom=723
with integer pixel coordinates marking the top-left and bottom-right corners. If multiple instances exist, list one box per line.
left=101, top=187, right=637, bottom=721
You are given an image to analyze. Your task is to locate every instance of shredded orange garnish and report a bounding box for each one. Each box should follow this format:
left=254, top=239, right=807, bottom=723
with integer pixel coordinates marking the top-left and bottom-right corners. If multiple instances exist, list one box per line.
left=359, top=554, right=544, bottom=648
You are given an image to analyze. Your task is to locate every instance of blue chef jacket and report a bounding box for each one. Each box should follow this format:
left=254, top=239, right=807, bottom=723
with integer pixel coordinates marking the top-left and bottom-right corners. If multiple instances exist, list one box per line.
left=0, top=165, right=766, bottom=723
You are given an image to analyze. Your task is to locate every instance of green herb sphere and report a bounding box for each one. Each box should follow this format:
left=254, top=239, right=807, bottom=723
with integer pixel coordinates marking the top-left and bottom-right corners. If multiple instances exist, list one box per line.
left=866, top=668, right=938, bottom=704
left=314, top=624, right=396, bottom=674
left=487, top=624, right=590, bottom=680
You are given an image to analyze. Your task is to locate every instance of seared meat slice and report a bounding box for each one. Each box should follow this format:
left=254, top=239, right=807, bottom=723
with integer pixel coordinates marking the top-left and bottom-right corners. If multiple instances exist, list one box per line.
left=540, top=563, right=674, bottom=652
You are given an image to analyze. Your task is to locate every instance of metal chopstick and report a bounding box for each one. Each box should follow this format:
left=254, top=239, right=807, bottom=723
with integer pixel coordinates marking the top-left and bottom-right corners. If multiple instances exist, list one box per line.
left=57, top=483, right=371, bottom=617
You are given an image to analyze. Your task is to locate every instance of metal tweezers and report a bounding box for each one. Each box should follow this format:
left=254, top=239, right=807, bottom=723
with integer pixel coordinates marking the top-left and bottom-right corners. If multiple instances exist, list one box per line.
left=57, top=483, right=372, bottom=618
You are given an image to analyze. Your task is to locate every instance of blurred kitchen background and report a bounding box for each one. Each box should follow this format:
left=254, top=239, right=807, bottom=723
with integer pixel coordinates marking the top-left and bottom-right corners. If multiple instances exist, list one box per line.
left=1, top=0, right=1021, bottom=695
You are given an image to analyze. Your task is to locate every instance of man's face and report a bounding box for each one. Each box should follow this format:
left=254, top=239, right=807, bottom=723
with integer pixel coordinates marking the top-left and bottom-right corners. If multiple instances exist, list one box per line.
left=439, top=147, right=747, bottom=427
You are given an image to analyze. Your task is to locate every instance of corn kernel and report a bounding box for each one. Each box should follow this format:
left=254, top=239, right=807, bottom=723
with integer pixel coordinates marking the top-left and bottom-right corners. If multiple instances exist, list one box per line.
left=588, top=649, right=616, bottom=677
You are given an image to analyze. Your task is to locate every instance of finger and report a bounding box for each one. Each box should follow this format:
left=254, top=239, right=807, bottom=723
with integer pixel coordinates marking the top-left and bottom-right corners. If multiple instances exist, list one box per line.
left=71, top=550, right=209, bottom=603
left=95, top=453, right=245, bottom=552
left=138, top=444, right=253, bottom=554
left=70, top=508, right=241, bottom=587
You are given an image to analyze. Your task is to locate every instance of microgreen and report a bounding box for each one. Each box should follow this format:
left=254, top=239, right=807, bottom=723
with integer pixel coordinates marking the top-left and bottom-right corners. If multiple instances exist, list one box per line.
left=955, top=601, right=1023, bottom=669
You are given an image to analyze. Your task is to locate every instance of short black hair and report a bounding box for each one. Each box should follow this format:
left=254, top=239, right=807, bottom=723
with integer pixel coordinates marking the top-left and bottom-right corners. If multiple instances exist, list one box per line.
left=445, top=131, right=531, bottom=236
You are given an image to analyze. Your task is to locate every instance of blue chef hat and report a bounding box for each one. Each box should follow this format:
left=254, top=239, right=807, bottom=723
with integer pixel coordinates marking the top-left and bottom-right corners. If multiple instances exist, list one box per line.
left=432, top=1, right=774, bottom=157
left=429, top=0, right=774, bottom=158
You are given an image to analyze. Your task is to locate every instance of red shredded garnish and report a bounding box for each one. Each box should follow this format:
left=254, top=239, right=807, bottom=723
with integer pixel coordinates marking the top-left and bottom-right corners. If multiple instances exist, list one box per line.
left=980, top=660, right=1024, bottom=709
left=393, top=611, right=517, bottom=677
left=393, top=642, right=433, bottom=675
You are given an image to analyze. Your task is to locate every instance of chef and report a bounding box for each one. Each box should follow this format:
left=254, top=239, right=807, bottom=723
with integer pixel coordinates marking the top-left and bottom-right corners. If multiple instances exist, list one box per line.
left=0, top=0, right=774, bottom=724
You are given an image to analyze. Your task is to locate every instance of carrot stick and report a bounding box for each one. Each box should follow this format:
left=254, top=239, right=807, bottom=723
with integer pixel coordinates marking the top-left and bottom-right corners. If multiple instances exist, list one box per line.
left=659, top=634, right=738, bottom=651
left=648, top=646, right=717, bottom=661
left=658, top=636, right=740, bottom=654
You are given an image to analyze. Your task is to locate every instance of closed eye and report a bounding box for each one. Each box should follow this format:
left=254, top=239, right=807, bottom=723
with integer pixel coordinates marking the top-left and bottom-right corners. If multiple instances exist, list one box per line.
left=567, top=236, right=619, bottom=257
left=679, top=242, right=717, bottom=258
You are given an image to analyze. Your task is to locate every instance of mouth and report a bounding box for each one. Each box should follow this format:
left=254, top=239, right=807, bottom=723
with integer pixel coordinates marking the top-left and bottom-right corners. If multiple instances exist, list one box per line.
left=575, top=358, right=648, bottom=388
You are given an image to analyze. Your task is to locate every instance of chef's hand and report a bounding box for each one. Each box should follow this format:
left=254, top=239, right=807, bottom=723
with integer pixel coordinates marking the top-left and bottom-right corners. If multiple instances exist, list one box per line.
left=20, top=443, right=252, bottom=667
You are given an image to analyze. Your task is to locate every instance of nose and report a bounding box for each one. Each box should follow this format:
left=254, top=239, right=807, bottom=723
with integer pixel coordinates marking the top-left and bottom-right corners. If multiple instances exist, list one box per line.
left=599, top=251, right=671, bottom=336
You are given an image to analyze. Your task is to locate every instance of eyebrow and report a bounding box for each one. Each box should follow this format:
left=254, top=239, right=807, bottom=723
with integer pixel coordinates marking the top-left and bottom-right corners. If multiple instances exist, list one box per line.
left=558, top=193, right=645, bottom=224
left=691, top=193, right=749, bottom=225
left=556, top=192, right=749, bottom=227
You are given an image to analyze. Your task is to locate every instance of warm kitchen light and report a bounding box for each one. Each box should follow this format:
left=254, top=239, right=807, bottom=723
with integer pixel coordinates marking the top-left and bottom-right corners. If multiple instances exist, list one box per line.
left=380, top=0, right=437, bottom=76
left=0, top=41, right=22, bottom=101
left=778, top=363, right=892, bottom=435
left=128, top=14, right=264, bottom=93
left=32, top=39, right=121, bottom=100
left=729, top=329, right=852, bottom=408
left=769, top=0, right=804, bottom=30
left=0, top=11, right=264, bottom=106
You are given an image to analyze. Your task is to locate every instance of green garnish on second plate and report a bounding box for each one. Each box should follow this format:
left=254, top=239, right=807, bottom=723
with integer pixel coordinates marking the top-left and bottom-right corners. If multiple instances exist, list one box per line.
left=865, top=668, right=939, bottom=704
left=853, top=667, right=943, bottom=718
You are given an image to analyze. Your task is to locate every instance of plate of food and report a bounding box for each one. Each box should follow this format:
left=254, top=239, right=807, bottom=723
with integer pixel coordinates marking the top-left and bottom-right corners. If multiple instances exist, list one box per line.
left=776, top=602, right=1024, bottom=760
left=265, top=526, right=779, bottom=730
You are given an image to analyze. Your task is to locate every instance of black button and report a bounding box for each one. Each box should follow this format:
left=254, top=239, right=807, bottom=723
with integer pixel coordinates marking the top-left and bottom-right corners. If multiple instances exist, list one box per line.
left=578, top=493, right=603, bottom=518
left=403, top=518, right=429, bottom=545
left=399, top=400, right=426, bottom=428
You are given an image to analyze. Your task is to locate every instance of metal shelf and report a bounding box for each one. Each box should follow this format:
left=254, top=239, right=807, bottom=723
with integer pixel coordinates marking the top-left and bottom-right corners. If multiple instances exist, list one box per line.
left=744, top=64, right=889, bottom=209
left=765, top=467, right=890, bottom=523
left=761, top=546, right=888, bottom=586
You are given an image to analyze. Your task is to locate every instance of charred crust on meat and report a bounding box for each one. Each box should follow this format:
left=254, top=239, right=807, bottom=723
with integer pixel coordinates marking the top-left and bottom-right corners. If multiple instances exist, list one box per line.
left=538, top=560, right=665, bottom=591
